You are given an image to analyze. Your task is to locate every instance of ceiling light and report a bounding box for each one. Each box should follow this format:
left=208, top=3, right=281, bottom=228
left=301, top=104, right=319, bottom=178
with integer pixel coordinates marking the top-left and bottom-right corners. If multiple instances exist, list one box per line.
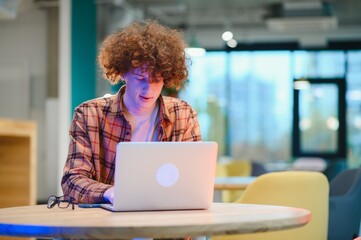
left=226, top=39, right=237, bottom=48
left=222, top=31, right=233, bottom=41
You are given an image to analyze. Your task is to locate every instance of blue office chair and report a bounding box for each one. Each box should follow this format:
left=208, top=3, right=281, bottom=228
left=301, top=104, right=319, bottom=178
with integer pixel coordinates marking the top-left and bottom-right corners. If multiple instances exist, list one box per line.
left=328, top=168, right=361, bottom=240
left=250, top=161, right=268, bottom=176
left=322, top=160, right=347, bottom=182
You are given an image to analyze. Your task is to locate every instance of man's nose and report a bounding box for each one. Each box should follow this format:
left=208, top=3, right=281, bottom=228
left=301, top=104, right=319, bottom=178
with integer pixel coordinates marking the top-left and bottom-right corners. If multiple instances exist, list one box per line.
left=142, top=80, right=151, bottom=91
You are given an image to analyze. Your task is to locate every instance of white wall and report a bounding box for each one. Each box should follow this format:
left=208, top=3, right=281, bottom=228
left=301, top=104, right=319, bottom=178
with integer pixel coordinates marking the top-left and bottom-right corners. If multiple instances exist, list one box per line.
left=58, top=0, right=71, bottom=196
left=0, top=2, right=52, bottom=202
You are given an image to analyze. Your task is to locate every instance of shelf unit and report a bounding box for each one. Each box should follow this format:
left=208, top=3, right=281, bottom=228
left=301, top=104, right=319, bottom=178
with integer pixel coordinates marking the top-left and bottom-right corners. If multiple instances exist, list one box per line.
left=0, top=118, right=37, bottom=208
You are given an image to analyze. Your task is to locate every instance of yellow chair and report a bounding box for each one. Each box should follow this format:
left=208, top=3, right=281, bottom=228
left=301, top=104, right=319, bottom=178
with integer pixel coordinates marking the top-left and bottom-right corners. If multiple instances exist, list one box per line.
left=216, top=160, right=251, bottom=202
left=212, top=171, right=329, bottom=240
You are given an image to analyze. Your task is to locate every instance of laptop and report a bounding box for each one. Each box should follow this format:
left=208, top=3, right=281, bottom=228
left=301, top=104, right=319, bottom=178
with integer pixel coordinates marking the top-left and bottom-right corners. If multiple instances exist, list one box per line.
left=101, top=141, right=218, bottom=212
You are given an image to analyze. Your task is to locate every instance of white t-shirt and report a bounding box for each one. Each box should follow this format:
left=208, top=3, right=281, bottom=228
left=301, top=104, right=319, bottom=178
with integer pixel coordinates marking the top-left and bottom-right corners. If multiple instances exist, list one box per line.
left=124, top=101, right=159, bottom=142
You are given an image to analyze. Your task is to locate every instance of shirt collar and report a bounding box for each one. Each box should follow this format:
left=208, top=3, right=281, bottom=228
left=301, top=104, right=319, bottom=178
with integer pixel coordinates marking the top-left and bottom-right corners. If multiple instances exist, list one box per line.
left=110, top=85, right=172, bottom=125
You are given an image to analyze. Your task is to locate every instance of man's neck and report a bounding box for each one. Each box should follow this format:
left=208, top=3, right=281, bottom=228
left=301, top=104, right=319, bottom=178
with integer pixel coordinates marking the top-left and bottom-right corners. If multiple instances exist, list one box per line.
left=123, top=95, right=156, bottom=116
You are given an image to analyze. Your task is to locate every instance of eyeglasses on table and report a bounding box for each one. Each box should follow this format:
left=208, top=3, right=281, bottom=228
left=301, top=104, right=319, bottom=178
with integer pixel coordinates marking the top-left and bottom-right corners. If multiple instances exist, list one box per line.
left=47, top=195, right=75, bottom=210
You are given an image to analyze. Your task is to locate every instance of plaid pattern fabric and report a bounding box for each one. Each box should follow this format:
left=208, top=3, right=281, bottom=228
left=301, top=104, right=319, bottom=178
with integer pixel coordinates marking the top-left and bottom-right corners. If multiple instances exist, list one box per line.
left=61, top=86, right=202, bottom=203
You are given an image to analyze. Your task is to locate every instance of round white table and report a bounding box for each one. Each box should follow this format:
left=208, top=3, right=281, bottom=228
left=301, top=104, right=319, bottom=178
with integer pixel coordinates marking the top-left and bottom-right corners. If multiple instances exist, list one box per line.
left=0, top=203, right=311, bottom=239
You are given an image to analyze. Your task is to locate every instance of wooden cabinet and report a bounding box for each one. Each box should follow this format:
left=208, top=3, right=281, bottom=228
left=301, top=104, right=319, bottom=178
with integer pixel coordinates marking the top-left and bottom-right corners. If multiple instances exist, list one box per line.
left=0, top=119, right=37, bottom=208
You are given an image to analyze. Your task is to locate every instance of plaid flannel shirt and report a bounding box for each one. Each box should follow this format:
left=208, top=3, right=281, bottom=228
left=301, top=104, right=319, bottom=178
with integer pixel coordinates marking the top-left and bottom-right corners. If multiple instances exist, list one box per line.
left=61, top=86, right=202, bottom=203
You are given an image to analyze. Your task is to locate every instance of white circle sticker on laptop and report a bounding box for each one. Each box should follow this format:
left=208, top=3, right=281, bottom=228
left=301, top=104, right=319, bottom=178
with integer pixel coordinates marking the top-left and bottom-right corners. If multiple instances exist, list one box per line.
left=156, top=163, right=179, bottom=187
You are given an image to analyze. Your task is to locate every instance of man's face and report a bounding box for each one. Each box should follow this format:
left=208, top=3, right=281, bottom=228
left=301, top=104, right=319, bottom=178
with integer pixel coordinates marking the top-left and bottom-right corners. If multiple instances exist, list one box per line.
left=123, top=67, right=164, bottom=112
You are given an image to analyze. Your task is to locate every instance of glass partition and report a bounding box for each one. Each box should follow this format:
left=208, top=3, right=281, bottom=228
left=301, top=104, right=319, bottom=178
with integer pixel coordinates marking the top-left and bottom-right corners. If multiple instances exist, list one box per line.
left=293, top=78, right=346, bottom=159
left=298, top=83, right=339, bottom=153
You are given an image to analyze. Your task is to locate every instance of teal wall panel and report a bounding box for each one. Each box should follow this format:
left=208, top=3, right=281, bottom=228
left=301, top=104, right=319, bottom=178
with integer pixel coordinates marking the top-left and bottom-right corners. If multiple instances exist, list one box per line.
left=71, top=0, right=96, bottom=112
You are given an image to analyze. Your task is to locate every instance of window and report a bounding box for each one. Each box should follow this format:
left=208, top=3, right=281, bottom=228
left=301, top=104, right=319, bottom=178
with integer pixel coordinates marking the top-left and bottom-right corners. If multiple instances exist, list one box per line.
left=292, top=78, right=346, bottom=159
left=180, top=51, right=293, bottom=161
left=180, top=50, right=361, bottom=166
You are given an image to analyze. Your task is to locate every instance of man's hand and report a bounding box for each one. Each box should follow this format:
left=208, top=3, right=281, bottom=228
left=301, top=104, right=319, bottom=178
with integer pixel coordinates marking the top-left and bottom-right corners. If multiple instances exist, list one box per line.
left=103, top=187, right=114, bottom=203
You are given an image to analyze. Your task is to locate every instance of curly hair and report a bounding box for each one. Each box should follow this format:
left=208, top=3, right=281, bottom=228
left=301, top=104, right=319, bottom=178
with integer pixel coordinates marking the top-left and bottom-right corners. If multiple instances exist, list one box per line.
left=97, top=20, right=189, bottom=90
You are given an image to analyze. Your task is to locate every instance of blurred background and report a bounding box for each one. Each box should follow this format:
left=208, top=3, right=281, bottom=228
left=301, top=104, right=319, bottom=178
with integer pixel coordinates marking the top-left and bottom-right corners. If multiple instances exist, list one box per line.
left=0, top=0, right=361, bottom=203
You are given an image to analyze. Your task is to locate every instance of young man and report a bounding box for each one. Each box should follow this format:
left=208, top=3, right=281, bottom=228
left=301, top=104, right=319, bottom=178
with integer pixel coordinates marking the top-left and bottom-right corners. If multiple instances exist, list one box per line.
left=61, top=20, right=201, bottom=204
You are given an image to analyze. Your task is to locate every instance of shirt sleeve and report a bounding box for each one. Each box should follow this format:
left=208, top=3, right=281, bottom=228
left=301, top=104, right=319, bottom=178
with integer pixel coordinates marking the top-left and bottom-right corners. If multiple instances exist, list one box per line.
left=61, top=105, right=112, bottom=203
left=183, top=106, right=202, bottom=142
